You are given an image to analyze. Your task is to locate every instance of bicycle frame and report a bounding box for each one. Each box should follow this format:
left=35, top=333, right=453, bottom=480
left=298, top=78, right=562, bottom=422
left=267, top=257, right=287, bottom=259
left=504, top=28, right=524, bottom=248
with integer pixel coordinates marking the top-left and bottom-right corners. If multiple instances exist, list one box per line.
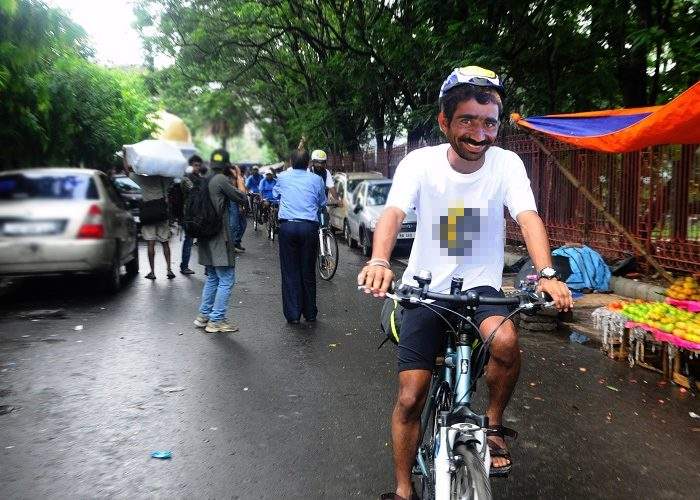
left=319, top=228, right=330, bottom=256
left=416, top=308, right=491, bottom=498
left=368, top=272, right=547, bottom=499
left=319, top=209, right=339, bottom=258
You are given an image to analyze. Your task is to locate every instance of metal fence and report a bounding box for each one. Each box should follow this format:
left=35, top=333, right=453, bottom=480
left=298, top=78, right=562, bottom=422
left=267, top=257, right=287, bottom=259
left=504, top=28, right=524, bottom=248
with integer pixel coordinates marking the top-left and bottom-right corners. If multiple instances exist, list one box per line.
left=327, top=131, right=700, bottom=274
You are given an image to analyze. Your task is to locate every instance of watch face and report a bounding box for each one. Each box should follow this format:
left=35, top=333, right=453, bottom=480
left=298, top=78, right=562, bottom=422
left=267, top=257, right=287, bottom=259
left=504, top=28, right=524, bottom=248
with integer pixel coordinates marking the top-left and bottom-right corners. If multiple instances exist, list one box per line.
left=540, top=267, right=557, bottom=279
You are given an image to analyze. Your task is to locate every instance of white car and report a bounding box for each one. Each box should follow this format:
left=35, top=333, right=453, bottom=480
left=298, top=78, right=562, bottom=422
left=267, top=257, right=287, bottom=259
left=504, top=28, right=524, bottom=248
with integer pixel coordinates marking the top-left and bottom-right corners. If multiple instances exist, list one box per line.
left=345, top=179, right=417, bottom=256
left=0, top=168, right=139, bottom=292
left=329, top=171, right=386, bottom=234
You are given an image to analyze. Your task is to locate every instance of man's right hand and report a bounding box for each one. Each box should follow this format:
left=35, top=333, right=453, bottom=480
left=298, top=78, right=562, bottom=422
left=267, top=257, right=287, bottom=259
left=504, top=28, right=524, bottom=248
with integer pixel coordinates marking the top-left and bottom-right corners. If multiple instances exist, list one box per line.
left=357, top=265, right=394, bottom=298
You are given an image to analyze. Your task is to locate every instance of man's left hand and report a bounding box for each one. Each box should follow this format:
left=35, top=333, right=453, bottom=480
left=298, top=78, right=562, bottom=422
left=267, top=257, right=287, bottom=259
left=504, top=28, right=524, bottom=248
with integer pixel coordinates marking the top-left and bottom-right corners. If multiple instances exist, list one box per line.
left=537, top=279, right=574, bottom=312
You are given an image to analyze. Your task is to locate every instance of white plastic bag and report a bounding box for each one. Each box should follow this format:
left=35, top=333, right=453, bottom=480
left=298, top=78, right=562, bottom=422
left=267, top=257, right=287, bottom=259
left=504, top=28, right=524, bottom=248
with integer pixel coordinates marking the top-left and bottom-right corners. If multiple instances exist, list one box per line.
left=124, top=140, right=187, bottom=178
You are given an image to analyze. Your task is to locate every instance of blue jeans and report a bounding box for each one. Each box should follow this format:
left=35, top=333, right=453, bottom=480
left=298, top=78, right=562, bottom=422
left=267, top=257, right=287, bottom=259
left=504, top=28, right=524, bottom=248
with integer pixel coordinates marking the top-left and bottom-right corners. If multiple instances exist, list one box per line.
left=228, top=201, right=247, bottom=245
left=180, top=234, right=194, bottom=270
left=198, top=265, right=235, bottom=322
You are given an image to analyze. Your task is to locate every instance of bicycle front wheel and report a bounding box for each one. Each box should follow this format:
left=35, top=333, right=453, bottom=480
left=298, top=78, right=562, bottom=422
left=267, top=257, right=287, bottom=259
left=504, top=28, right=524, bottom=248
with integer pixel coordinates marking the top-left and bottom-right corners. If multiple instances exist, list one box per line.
left=318, top=229, right=339, bottom=280
left=450, top=443, right=491, bottom=500
left=253, top=204, right=259, bottom=231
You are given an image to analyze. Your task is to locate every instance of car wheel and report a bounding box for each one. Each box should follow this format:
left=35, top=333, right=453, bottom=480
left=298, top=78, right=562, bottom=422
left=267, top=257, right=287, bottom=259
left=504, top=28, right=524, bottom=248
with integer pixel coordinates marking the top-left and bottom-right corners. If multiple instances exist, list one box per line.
left=344, top=220, right=356, bottom=248
left=101, top=245, right=121, bottom=293
left=361, top=227, right=372, bottom=257
left=125, top=242, right=139, bottom=276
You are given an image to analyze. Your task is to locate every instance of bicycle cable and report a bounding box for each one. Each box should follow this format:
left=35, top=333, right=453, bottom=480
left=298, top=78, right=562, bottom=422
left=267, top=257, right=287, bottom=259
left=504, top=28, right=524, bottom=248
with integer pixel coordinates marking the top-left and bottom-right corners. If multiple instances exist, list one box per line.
left=411, top=301, right=478, bottom=407
left=413, top=296, right=543, bottom=407
left=468, top=304, right=534, bottom=395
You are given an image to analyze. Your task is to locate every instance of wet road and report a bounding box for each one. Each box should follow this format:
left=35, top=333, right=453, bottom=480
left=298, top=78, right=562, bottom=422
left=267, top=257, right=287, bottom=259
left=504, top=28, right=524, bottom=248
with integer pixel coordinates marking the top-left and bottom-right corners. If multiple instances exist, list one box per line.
left=1, top=229, right=698, bottom=499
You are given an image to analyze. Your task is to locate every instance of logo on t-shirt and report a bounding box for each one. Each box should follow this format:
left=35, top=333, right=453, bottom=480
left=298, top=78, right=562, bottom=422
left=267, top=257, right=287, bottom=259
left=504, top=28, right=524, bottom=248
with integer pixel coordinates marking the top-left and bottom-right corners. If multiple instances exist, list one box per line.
left=433, top=204, right=483, bottom=257
left=432, top=201, right=500, bottom=260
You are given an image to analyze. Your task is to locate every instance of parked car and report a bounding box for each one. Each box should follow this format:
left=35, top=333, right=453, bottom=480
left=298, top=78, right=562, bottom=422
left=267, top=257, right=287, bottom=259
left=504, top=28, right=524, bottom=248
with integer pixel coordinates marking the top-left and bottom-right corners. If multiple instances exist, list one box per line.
left=112, top=174, right=142, bottom=230
left=345, top=179, right=417, bottom=256
left=0, top=168, right=139, bottom=292
left=329, top=171, right=385, bottom=235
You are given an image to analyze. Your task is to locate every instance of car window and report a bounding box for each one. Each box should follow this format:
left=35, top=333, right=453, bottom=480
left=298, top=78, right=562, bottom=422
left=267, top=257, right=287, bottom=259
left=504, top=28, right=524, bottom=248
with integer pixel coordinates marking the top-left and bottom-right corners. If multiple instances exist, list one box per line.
left=112, top=176, right=141, bottom=194
left=0, top=172, right=99, bottom=200
left=366, top=183, right=391, bottom=206
left=354, top=183, right=366, bottom=205
left=336, top=180, right=345, bottom=198
left=347, top=179, right=362, bottom=193
left=98, top=175, right=126, bottom=208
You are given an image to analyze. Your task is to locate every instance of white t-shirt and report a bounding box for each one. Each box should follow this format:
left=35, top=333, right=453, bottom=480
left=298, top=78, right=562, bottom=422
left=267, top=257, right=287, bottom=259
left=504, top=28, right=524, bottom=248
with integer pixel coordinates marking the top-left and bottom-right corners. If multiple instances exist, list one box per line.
left=312, top=167, right=334, bottom=188
left=386, top=143, right=537, bottom=293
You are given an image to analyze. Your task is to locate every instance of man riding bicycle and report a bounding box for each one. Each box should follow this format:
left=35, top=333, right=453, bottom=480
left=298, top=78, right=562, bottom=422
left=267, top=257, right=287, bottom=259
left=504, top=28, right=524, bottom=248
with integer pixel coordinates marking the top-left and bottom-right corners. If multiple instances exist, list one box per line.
left=310, top=149, right=342, bottom=226
left=258, top=170, right=279, bottom=218
left=245, top=166, right=263, bottom=194
left=357, top=66, right=573, bottom=500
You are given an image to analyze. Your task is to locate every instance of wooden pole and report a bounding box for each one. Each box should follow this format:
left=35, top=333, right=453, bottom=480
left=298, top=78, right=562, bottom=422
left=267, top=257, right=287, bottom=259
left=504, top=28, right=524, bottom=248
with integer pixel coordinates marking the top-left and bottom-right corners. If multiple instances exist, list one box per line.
left=524, top=131, right=674, bottom=284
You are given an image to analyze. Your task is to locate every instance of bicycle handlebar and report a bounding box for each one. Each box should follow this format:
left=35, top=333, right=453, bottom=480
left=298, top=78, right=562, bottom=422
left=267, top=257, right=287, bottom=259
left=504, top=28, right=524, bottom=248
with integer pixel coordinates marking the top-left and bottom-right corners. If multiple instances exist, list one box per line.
left=357, top=282, right=552, bottom=311
left=394, top=283, right=549, bottom=307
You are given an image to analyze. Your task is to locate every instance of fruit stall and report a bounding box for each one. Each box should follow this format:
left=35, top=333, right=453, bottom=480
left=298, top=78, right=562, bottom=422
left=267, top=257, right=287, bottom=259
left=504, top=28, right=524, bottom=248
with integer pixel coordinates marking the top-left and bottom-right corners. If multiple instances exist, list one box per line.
left=592, top=276, right=700, bottom=390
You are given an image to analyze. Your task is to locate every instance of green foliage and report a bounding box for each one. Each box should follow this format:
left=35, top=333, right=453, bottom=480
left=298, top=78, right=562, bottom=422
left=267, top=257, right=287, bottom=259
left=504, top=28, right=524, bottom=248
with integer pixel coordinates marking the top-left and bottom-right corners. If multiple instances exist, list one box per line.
left=139, top=0, right=699, bottom=153
left=151, top=66, right=247, bottom=150
left=0, top=0, right=17, bottom=15
left=0, top=0, right=155, bottom=169
left=46, top=59, right=156, bottom=167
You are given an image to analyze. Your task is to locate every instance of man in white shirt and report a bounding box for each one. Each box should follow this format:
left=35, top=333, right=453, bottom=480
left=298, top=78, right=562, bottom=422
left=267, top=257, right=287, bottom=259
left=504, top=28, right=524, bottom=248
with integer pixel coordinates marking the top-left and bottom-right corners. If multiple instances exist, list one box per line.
left=358, top=66, right=573, bottom=499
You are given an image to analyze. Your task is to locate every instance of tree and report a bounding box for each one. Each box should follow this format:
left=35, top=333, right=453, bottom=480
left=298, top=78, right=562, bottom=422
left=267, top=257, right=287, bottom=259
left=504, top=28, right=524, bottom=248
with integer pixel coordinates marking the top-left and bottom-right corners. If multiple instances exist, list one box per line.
left=0, top=0, right=155, bottom=169
left=139, top=0, right=699, bottom=152
left=151, top=67, right=248, bottom=149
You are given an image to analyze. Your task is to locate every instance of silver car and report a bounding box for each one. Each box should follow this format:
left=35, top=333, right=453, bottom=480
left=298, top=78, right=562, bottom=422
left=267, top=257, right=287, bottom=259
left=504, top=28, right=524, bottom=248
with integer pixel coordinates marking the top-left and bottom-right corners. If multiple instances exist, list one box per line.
left=329, top=171, right=386, bottom=234
left=0, top=168, right=139, bottom=292
left=346, top=179, right=417, bottom=256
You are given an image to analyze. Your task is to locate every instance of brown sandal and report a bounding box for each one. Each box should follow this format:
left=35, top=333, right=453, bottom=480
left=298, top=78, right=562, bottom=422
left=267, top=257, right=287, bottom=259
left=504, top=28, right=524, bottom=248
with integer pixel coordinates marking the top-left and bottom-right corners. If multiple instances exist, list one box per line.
left=486, top=424, right=518, bottom=477
left=379, top=491, right=418, bottom=500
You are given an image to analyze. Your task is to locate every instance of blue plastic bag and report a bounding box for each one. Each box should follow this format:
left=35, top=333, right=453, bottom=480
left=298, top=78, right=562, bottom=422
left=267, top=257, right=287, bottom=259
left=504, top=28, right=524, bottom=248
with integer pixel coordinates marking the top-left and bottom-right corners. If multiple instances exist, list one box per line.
left=552, top=245, right=611, bottom=292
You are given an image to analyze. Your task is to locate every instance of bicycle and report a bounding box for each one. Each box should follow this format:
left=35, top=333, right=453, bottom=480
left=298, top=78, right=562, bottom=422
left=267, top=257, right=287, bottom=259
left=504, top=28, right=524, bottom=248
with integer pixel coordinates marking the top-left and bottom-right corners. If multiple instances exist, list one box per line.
left=317, top=208, right=339, bottom=281
left=373, top=271, right=551, bottom=500
left=267, top=202, right=279, bottom=241
left=248, top=193, right=263, bottom=231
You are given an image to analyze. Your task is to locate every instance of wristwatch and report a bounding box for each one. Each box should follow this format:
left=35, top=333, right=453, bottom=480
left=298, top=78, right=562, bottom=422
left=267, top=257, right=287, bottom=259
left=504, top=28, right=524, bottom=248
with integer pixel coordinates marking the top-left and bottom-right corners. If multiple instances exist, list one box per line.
left=538, top=266, right=560, bottom=281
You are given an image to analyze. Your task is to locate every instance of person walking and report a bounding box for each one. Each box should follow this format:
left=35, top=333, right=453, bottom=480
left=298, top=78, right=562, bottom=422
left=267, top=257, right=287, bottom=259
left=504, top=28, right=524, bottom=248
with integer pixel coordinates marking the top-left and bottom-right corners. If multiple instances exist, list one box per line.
left=272, top=149, right=326, bottom=324
left=193, top=149, right=248, bottom=333
left=228, top=164, right=247, bottom=253
left=180, top=154, right=204, bottom=274
left=125, top=162, right=175, bottom=280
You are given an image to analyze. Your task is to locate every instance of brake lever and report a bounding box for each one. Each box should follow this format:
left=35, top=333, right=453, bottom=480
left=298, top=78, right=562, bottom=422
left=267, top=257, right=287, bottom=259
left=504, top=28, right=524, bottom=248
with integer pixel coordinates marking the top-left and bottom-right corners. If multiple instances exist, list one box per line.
left=386, top=289, right=435, bottom=305
left=358, top=284, right=435, bottom=304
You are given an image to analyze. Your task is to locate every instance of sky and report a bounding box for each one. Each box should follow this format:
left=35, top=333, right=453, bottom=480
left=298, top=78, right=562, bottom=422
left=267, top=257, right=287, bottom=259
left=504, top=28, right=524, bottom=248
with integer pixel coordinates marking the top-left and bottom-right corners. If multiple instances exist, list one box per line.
left=45, top=0, right=146, bottom=67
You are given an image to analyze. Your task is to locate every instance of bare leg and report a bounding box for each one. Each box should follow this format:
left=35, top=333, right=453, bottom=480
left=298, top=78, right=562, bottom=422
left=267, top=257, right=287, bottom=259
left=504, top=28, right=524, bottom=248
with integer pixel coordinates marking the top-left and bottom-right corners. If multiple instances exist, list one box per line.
left=391, top=369, right=432, bottom=499
left=479, top=316, right=520, bottom=468
left=147, top=241, right=156, bottom=274
left=162, top=241, right=172, bottom=272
